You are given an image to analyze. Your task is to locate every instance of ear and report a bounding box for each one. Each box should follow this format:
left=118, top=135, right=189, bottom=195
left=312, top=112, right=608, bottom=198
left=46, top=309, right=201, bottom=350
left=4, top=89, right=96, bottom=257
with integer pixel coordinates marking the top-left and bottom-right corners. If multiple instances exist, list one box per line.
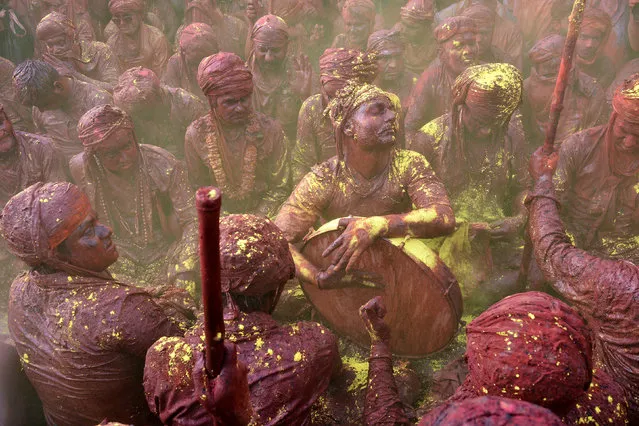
left=52, top=80, right=65, bottom=95
left=343, top=119, right=354, bottom=137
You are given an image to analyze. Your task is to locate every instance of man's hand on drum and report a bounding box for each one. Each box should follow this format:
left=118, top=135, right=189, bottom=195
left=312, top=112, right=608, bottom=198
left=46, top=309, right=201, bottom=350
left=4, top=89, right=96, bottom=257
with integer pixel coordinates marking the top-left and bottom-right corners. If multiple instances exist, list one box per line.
left=322, top=216, right=388, bottom=271
left=359, top=296, right=391, bottom=343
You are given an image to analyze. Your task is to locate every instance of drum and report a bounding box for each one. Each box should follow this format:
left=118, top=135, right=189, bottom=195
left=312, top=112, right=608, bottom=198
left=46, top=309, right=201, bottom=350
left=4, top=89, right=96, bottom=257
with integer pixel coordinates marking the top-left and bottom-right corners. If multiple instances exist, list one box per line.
left=301, top=218, right=463, bottom=357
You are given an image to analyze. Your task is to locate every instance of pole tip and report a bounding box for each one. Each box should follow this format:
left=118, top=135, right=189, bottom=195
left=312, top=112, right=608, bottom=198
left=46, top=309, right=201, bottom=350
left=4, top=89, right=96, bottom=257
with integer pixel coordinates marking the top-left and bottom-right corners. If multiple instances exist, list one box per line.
left=196, top=186, right=222, bottom=209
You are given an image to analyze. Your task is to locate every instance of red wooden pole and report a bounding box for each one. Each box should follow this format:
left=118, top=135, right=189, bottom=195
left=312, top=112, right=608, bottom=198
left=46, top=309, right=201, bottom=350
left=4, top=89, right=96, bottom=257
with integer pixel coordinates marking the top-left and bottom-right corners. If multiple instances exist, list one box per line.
left=542, top=0, right=587, bottom=153
left=196, top=186, right=224, bottom=377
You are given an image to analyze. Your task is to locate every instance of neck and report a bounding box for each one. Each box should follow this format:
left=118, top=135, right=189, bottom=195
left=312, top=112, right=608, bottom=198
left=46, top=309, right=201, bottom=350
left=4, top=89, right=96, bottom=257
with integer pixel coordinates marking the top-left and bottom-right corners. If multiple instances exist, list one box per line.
left=343, top=138, right=393, bottom=179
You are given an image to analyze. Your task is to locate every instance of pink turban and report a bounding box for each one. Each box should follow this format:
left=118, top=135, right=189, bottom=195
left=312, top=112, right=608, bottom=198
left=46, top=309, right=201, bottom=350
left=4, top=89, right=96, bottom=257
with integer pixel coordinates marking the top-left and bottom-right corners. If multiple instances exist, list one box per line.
left=197, top=52, right=253, bottom=98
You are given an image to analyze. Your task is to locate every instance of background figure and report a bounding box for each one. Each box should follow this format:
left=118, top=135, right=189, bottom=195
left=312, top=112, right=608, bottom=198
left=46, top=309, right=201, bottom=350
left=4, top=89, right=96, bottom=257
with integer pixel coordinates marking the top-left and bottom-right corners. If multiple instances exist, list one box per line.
left=0, top=58, right=34, bottom=132
left=163, top=22, right=219, bottom=100
left=392, top=0, right=437, bottom=75
left=331, top=0, right=376, bottom=51
left=576, top=7, right=616, bottom=88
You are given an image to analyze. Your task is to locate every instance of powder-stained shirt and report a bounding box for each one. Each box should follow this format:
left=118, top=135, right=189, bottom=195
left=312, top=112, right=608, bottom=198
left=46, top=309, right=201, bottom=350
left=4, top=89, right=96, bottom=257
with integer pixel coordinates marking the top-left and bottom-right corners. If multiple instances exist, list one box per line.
left=73, top=40, right=120, bottom=87
left=107, top=23, right=170, bottom=78
left=554, top=125, right=639, bottom=260
left=32, top=78, right=112, bottom=161
left=275, top=149, right=451, bottom=243
left=8, top=271, right=183, bottom=426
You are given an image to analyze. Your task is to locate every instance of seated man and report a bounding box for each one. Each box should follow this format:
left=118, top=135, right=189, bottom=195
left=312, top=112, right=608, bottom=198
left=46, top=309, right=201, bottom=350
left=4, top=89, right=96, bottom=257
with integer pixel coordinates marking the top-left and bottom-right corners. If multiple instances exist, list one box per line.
left=247, top=14, right=312, bottom=144
left=392, top=0, right=437, bottom=75
left=460, top=5, right=521, bottom=69
left=12, top=59, right=112, bottom=162
left=404, top=16, right=478, bottom=144
left=331, top=0, right=376, bottom=51
left=554, top=73, right=639, bottom=263
left=275, top=83, right=455, bottom=289
left=292, top=47, right=377, bottom=184
left=185, top=52, right=289, bottom=217
left=35, top=0, right=95, bottom=42
left=1, top=181, right=186, bottom=425
left=163, top=22, right=219, bottom=100
left=410, top=63, right=528, bottom=304
left=527, top=146, right=639, bottom=423
left=113, top=67, right=207, bottom=157
left=144, top=214, right=339, bottom=426
left=576, top=8, right=616, bottom=88
left=523, top=34, right=607, bottom=148
left=35, top=12, right=119, bottom=93
left=367, top=29, right=418, bottom=109
left=183, top=0, right=248, bottom=58
left=107, top=0, right=170, bottom=77
left=71, top=105, right=199, bottom=294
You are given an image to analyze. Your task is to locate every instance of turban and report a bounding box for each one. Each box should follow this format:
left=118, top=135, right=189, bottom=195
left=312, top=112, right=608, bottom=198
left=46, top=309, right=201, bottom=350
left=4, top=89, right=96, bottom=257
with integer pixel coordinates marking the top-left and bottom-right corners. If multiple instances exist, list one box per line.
left=343, top=0, right=376, bottom=21
left=108, top=0, right=145, bottom=15
left=77, top=104, right=135, bottom=150
left=272, top=0, right=319, bottom=25
left=250, top=14, right=289, bottom=45
left=319, top=48, right=378, bottom=84
left=197, top=52, right=253, bottom=98
left=418, top=396, right=565, bottom=426
left=36, top=12, right=75, bottom=41
left=465, top=292, right=593, bottom=408
left=0, top=182, right=92, bottom=268
left=178, top=23, right=218, bottom=54
left=452, top=63, right=522, bottom=125
left=528, top=34, right=564, bottom=64
left=434, top=16, right=476, bottom=44
left=113, top=67, right=161, bottom=113
left=582, top=7, right=612, bottom=39
left=611, top=73, right=639, bottom=125
left=460, top=4, right=496, bottom=29
left=400, top=0, right=434, bottom=25
left=326, top=82, right=400, bottom=158
left=220, top=214, right=294, bottom=296
left=367, top=30, right=403, bottom=55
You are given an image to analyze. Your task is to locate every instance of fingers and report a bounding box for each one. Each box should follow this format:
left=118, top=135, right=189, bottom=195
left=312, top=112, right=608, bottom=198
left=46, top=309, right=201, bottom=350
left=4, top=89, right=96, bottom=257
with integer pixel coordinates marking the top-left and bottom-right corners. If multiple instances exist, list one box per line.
left=322, top=234, right=344, bottom=257
left=334, top=239, right=357, bottom=271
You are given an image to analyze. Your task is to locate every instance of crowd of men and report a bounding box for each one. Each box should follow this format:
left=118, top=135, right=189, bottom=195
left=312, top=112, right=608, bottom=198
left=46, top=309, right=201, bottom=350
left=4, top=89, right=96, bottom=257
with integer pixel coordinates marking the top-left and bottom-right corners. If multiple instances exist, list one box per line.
left=0, top=0, right=638, bottom=424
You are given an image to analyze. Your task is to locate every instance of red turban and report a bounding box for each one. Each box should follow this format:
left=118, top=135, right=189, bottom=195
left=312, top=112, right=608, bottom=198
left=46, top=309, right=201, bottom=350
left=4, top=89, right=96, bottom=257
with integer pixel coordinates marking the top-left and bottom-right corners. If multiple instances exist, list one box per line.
left=108, top=0, right=145, bottom=15
left=343, top=0, right=375, bottom=21
left=36, top=12, right=75, bottom=41
left=77, top=104, right=135, bottom=150
left=465, top=292, right=593, bottom=408
left=528, top=34, right=564, bottom=64
left=178, top=22, right=218, bottom=54
left=611, top=73, right=639, bottom=125
left=220, top=214, right=294, bottom=296
left=0, top=182, right=92, bottom=268
left=418, top=396, right=565, bottom=426
left=113, top=66, right=161, bottom=114
left=250, top=14, right=289, bottom=44
left=319, top=48, right=378, bottom=84
left=197, top=52, right=253, bottom=98
left=400, top=0, right=434, bottom=25
left=460, top=4, right=496, bottom=29
left=434, top=16, right=477, bottom=44
left=582, top=7, right=612, bottom=39
left=367, top=30, right=403, bottom=55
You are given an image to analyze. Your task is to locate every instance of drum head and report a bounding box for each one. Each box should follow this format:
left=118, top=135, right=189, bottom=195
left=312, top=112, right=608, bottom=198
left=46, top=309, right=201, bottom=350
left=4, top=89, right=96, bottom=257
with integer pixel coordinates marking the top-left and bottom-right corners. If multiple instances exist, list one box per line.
left=301, top=220, right=463, bottom=357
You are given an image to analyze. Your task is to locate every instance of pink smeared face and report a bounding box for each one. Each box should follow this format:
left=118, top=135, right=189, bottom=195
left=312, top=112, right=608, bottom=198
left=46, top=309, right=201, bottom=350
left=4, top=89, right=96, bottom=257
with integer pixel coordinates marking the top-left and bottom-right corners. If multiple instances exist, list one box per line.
left=93, top=128, right=139, bottom=175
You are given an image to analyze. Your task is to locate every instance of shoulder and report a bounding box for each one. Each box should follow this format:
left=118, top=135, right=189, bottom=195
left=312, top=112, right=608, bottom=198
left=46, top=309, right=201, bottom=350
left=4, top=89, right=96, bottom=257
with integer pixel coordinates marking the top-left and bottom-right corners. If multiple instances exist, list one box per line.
left=300, top=94, right=323, bottom=115
left=166, top=53, right=181, bottom=68
left=77, top=80, right=112, bottom=105
left=68, top=152, right=87, bottom=182
left=560, top=125, right=606, bottom=157
left=15, top=131, right=55, bottom=152
left=140, top=144, right=179, bottom=168
left=576, top=71, right=603, bottom=98
left=393, top=149, right=433, bottom=174
left=253, top=111, right=285, bottom=138
left=415, top=114, right=450, bottom=148
left=164, top=86, right=206, bottom=115
left=143, top=23, right=168, bottom=40
left=187, top=113, right=212, bottom=134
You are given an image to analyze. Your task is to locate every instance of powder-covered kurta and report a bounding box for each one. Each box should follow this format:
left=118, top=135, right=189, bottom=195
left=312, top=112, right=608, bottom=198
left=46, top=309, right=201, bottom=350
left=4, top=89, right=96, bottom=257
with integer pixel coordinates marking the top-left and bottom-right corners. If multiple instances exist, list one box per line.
left=107, top=23, right=170, bottom=78
left=275, top=149, right=451, bottom=244
left=144, top=311, right=339, bottom=425
left=73, top=40, right=120, bottom=86
left=8, top=271, right=183, bottom=426
left=69, top=144, right=198, bottom=289
left=554, top=125, right=639, bottom=261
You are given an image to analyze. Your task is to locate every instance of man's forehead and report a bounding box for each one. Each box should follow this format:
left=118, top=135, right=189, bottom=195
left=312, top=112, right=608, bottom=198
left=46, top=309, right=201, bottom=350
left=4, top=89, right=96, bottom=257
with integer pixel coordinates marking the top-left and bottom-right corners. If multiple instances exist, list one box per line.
left=378, top=47, right=403, bottom=57
left=449, top=32, right=477, bottom=45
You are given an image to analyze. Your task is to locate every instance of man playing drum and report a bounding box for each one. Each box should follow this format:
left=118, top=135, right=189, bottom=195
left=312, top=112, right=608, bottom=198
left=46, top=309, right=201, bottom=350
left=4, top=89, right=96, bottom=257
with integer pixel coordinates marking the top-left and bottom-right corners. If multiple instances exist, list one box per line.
left=274, top=83, right=455, bottom=290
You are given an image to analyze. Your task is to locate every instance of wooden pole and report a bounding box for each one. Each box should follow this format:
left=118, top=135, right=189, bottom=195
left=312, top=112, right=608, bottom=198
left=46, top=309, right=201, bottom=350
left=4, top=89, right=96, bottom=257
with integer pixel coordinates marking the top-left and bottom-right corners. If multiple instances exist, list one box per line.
left=196, top=186, right=224, bottom=377
left=542, top=0, right=587, bottom=153
left=518, top=0, right=587, bottom=288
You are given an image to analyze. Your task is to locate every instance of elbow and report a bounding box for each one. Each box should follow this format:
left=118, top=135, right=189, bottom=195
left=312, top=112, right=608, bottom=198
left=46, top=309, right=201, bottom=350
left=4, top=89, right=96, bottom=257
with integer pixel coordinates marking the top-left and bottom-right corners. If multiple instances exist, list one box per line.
left=438, top=208, right=456, bottom=236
